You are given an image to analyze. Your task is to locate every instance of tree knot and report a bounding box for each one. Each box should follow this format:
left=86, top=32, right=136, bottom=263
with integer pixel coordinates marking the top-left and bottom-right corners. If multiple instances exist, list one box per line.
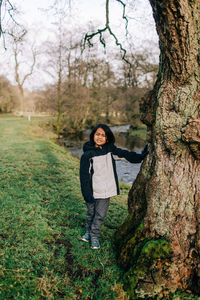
left=182, top=119, right=200, bottom=160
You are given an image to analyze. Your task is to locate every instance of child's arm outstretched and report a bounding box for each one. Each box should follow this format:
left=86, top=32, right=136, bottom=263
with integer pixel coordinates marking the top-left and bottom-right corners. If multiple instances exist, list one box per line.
left=111, top=144, right=148, bottom=163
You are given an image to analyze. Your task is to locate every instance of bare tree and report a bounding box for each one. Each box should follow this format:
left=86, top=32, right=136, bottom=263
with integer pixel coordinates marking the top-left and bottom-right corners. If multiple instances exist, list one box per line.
left=12, top=34, right=37, bottom=114
left=42, top=21, right=82, bottom=136
left=120, top=51, right=158, bottom=89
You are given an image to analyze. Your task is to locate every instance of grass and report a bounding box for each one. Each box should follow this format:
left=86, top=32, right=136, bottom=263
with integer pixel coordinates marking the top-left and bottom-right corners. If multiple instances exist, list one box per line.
left=0, top=115, right=130, bottom=299
left=128, top=124, right=147, bottom=141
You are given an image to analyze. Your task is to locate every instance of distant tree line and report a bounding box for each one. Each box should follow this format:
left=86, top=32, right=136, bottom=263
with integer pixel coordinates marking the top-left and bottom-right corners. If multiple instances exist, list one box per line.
left=0, top=24, right=158, bottom=135
left=0, top=75, right=19, bottom=113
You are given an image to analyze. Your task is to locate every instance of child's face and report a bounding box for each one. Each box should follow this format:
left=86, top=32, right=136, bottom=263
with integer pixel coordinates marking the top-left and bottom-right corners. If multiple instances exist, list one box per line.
left=94, top=128, right=107, bottom=147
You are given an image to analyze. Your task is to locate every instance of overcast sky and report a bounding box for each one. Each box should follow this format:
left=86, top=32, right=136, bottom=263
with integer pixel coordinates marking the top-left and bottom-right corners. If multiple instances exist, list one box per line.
left=9, top=0, right=158, bottom=47
left=0, top=0, right=159, bottom=90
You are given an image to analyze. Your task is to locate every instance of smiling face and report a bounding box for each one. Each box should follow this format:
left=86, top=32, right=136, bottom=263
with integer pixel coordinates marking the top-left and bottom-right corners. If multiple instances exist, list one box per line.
left=94, top=127, right=107, bottom=147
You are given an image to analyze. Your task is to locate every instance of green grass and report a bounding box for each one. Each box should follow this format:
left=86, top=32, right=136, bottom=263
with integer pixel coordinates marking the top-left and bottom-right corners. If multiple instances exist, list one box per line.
left=0, top=115, right=130, bottom=299
left=128, top=125, right=147, bottom=141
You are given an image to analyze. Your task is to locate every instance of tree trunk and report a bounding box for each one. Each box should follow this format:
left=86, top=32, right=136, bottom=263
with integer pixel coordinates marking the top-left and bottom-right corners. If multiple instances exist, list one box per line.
left=115, top=0, right=200, bottom=298
left=18, top=84, right=25, bottom=115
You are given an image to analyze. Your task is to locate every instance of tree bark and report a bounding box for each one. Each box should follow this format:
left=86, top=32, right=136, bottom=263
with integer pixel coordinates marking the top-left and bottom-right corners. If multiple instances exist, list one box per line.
left=115, top=0, right=200, bottom=298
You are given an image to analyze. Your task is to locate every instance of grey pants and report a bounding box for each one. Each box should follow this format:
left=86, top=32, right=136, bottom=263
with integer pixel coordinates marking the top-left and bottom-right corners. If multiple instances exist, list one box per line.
left=85, top=198, right=110, bottom=239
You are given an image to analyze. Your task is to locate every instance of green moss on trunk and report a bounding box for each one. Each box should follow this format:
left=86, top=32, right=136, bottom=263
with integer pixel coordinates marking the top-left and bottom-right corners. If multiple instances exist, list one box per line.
left=123, top=238, right=171, bottom=298
left=116, top=222, right=172, bottom=299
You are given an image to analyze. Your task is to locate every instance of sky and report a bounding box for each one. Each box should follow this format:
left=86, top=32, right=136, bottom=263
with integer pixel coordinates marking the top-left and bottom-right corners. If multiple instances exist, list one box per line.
left=0, top=0, right=159, bottom=90
left=15, top=0, right=158, bottom=47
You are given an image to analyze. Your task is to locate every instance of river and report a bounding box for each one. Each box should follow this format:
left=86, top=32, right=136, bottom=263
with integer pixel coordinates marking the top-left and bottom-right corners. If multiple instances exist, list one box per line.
left=61, top=125, right=146, bottom=185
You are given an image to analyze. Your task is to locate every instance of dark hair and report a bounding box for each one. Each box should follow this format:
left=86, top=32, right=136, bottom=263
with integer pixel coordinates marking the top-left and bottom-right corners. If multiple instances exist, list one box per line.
left=90, top=124, right=115, bottom=144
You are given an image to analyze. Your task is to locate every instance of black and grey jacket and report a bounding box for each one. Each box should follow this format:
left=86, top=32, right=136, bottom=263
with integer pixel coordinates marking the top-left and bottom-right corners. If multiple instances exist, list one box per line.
left=80, top=141, right=147, bottom=202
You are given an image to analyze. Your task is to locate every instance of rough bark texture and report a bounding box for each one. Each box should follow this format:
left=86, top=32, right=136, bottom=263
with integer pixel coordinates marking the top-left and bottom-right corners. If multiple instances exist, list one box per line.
left=115, top=0, right=200, bottom=298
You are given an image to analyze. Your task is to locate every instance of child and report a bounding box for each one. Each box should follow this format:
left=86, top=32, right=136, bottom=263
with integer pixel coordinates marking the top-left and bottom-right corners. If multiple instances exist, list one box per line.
left=79, top=124, right=148, bottom=249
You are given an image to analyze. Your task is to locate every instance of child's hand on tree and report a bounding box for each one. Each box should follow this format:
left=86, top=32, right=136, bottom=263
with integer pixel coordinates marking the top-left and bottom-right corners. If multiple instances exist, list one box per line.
left=141, top=144, right=149, bottom=159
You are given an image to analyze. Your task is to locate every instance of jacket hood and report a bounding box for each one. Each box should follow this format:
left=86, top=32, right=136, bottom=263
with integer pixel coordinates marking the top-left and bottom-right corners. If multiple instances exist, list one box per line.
left=83, top=141, right=110, bottom=153
left=83, top=141, right=95, bottom=152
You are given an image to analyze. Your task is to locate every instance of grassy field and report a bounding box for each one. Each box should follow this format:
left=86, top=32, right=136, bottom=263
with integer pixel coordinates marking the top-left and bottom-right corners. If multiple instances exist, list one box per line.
left=0, top=115, right=130, bottom=299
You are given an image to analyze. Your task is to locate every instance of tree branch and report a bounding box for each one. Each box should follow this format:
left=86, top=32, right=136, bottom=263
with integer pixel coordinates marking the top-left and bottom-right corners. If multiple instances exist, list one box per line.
left=0, top=0, right=2, bottom=38
left=115, top=0, right=128, bottom=35
left=0, top=0, right=7, bottom=48
left=0, top=0, right=26, bottom=49
left=21, top=47, right=37, bottom=86
left=83, top=0, right=131, bottom=66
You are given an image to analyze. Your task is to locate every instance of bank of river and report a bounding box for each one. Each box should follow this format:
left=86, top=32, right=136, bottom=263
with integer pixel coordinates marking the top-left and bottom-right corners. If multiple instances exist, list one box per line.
left=62, top=125, right=146, bottom=185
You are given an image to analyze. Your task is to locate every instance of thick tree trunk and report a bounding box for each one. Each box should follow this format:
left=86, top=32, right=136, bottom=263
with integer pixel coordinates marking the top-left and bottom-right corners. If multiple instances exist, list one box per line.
left=115, top=0, right=200, bottom=298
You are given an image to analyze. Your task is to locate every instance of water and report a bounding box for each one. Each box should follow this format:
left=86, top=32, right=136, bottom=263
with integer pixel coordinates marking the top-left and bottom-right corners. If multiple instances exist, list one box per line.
left=61, top=125, right=146, bottom=185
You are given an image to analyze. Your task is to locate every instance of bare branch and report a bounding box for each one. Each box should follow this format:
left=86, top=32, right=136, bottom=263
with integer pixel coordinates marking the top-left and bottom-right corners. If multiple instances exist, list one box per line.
left=21, top=47, right=37, bottom=86
left=0, top=0, right=2, bottom=38
left=83, top=0, right=131, bottom=68
left=115, top=0, right=128, bottom=35
left=0, top=0, right=27, bottom=49
left=0, top=0, right=7, bottom=48
left=84, top=27, right=107, bottom=48
left=107, top=25, right=130, bottom=64
left=7, top=0, right=16, bottom=23
left=83, top=0, right=131, bottom=66
left=41, top=0, right=71, bottom=16
left=106, top=0, right=109, bottom=27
